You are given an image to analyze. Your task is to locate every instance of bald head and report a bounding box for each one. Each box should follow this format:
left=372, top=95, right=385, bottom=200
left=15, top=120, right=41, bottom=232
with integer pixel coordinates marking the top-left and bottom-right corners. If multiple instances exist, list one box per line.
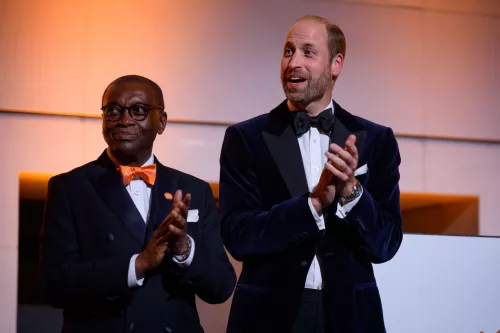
left=294, top=15, right=346, bottom=62
left=102, top=75, right=164, bottom=106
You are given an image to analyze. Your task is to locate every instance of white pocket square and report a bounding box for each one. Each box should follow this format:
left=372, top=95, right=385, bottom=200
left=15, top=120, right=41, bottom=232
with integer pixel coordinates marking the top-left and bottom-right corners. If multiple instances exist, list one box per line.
left=354, top=164, right=368, bottom=176
left=187, top=209, right=199, bottom=223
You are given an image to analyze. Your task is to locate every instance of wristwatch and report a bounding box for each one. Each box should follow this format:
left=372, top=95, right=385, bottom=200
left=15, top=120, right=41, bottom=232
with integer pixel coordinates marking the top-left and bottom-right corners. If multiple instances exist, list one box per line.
left=339, top=180, right=362, bottom=206
left=173, top=237, right=192, bottom=262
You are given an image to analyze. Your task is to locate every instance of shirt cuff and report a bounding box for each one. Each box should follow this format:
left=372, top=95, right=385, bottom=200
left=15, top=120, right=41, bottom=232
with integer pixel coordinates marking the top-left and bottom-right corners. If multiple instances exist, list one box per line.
left=335, top=186, right=364, bottom=219
left=308, top=196, right=325, bottom=230
left=172, top=235, right=195, bottom=268
left=128, top=254, right=144, bottom=288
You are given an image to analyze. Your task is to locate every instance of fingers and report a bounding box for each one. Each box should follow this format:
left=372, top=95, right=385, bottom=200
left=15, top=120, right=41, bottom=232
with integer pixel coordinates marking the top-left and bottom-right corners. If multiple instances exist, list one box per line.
left=177, top=193, right=191, bottom=218
left=173, top=189, right=183, bottom=204
left=344, top=134, right=358, bottom=162
left=154, top=189, right=191, bottom=243
left=325, top=151, right=351, bottom=174
left=324, top=160, right=350, bottom=182
left=327, top=136, right=358, bottom=170
left=167, top=223, right=185, bottom=238
left=173, top=190, right=191, bottom=217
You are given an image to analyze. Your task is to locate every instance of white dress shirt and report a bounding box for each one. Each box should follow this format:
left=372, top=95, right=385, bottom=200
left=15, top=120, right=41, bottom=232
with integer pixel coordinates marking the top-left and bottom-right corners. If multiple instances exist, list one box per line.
left=290, top=100, right=362, bottom=290
left=124, top=154, right=195, bottom=288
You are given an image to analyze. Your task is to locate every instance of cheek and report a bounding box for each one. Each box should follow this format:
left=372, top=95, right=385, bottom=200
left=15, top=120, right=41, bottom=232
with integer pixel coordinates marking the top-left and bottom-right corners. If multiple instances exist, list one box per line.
left=280, top=59, right=288, bottom=73
left=102, top=123, right=110, bottom=135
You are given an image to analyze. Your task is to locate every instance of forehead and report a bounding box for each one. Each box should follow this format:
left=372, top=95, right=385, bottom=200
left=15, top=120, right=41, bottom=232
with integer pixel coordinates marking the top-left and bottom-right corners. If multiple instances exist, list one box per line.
left=285, top=19, right=328, bottom=48
left=103, top=81, right=159, bottom=104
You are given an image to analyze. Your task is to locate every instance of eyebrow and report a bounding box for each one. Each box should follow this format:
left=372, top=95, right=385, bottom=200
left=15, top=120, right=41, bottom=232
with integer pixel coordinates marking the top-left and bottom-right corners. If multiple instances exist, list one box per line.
left=302, top=43, right=317, bottom=50
left=284, top=41, right=317, bottom=50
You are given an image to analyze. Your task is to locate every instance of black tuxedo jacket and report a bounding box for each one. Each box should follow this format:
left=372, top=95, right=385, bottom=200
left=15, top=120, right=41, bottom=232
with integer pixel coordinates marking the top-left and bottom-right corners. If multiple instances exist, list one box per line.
left=39, top=151, right=236, bottom=333
left=219, top=100, right=403, bottom=333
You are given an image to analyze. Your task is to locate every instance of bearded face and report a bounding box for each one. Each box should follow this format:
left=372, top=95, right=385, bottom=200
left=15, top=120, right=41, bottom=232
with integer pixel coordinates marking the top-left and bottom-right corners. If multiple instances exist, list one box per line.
left=280, top=19, right=336, bottom=110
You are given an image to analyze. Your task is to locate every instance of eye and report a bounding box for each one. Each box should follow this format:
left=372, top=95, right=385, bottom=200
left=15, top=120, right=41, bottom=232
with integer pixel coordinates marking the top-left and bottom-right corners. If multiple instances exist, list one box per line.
left=105, top=105, right=121, bottom=115
left=304, top=49, right=314, bottom=57
left=284, top=48, right=293, bottom=57
left=130, top=104, right=148, bottom=116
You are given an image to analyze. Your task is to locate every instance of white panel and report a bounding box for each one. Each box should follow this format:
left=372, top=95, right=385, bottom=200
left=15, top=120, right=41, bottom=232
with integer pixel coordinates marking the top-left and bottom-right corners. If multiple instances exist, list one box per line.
left=423, top=139, right=500, bottom=236
left=154, top=124, right=226, bottom=183
left=396, top=138, right=425, bottom=192
left=81, top=118, right=106, bottom=165
left=424, top=0, right=500, bottom=16
left=329, top=3, right=424, bottom=135
left=83, top=0, right=294, bottom=121
left=375, top=234, right=500, bottom=333
left=0, top=114, right=85, bottom=247
left=0, top=0, right=86, bottom=112
left=82, top=119, right=226, bottom=183
left=0, top=247, right=18, bottom=333
left=423, top=12, right=500, bottom=139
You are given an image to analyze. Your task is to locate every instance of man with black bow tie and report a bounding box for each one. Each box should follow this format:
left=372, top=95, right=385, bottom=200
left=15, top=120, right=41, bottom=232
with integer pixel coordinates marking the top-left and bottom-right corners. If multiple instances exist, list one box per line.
left=38, top=75, right=236, bottom=333
left=219, top=16, right=402, bottom=333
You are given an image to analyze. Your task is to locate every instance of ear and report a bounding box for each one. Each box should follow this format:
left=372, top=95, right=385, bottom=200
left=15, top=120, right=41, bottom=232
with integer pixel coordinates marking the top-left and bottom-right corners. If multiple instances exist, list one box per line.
left=158, top=111, right=167, bottom=135
left=331, top=53, right=344, bottom=79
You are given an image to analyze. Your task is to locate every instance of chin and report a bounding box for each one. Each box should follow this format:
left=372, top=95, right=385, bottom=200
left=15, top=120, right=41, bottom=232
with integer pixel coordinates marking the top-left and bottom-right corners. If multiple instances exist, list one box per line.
left=109, top=142, right=138, bottom=155
left=286, top=94, right=308, bottom=105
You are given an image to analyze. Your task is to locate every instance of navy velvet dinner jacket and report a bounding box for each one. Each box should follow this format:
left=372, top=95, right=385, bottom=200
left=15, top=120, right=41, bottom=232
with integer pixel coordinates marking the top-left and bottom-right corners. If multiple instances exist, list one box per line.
left=219, top=100, right=403, bottom=333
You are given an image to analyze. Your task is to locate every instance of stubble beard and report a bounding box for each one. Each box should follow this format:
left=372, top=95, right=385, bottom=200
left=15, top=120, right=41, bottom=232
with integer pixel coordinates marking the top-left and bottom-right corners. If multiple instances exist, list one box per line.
left=281, top=66, right=333, bottom=107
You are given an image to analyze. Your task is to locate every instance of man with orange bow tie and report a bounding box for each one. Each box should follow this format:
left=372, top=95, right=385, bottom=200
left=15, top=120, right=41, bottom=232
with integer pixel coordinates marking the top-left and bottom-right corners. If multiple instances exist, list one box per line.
left=38, top=75, right=236, bottom=333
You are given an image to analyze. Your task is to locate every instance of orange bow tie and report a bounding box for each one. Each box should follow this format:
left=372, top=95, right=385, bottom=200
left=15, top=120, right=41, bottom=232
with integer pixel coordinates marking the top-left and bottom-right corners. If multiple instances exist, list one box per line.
left=118, top=164, right=157, bottom=186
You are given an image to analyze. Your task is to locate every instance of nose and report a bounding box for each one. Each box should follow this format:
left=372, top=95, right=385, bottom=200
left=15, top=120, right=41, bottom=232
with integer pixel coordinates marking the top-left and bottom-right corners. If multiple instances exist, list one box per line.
left=117, top=107, right=133, bottom=125
left=288, top=52, right=302, bottom=69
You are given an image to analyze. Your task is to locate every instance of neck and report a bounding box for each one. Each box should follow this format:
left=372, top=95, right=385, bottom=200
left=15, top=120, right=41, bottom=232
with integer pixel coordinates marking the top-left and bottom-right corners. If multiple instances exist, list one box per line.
left=288, top=92, right=333, bottom=117
left=107, top=147, right=152, bottom=167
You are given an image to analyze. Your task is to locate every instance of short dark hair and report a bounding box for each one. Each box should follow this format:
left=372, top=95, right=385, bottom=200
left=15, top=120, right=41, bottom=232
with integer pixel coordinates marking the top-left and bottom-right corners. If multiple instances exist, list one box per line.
left=102, top=75, right=164, bottom=105
left=296, top=15, right=346, bottom=62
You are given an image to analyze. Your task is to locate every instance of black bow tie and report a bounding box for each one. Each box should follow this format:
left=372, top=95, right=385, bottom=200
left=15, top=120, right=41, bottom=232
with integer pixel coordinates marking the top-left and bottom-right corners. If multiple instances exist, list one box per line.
left=291, top=108, right=334, bottom=136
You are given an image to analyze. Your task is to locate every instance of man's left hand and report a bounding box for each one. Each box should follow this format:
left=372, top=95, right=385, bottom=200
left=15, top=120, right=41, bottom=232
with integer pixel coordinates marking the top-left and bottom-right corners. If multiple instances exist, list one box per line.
left=164, top=190, right=191, bottom=255
left=324, top=134, right=358, bottom=197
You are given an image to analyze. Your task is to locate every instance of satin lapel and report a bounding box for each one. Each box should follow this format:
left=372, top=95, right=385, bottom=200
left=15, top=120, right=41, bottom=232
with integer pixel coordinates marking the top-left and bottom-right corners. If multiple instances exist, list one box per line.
left=331, top=101, right=367, bottom=156
left=88, top=151, right=147, bottom=246
left=262, top=101, right=309, bottom=198
left=147, top=160, right=174, bottom=239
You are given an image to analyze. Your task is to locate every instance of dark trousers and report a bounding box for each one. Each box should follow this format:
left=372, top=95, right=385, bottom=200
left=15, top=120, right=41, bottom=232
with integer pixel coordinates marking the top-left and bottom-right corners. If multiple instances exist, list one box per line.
left=291, top=289, right=331, bottom=333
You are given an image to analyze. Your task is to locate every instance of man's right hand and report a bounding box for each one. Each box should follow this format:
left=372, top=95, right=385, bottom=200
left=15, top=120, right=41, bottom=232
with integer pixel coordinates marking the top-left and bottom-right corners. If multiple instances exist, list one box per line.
left=135, top=190, right=190, bottom=279
left=310, top=163, right=337, bottom=216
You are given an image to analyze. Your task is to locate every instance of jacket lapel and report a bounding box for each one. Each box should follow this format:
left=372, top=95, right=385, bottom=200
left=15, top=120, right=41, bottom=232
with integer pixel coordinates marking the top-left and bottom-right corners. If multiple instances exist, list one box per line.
left=88, top=151, right=147, bottom=246
left=147, top=159, right=174, bottom=240
left=331, top=101, right=367, bottom=158
left=262, top=101, right=309, bottom=198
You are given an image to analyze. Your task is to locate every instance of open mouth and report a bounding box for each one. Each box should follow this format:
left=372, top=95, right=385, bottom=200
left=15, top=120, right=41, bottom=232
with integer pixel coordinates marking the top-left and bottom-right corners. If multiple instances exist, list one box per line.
left=288, top=77, right=306, bottom=83
left=286, top=76, right=307, bottom=88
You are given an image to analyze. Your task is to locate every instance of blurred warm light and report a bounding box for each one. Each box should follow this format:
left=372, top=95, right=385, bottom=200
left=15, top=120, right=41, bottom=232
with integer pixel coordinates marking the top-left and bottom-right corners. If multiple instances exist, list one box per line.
left=400, top=192, right=477, bottom=211
left=19, top=172, right=479, bottom=236
left=19, top=172, right=56, bottom=200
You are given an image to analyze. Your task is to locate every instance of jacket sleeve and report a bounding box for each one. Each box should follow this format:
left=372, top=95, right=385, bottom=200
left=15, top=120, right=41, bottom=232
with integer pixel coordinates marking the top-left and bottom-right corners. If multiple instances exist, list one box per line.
left=219, top=125, right=322, bottom=262
left=38, top=176, right=132, bottom=308
left=172, top=182, right=237, bottom=304
left=326, top=127, right=403, bottom=264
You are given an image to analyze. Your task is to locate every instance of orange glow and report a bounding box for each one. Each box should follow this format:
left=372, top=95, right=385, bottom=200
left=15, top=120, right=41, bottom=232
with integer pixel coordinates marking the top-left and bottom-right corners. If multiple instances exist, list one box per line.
left=19, top=172, right=479, bottom=236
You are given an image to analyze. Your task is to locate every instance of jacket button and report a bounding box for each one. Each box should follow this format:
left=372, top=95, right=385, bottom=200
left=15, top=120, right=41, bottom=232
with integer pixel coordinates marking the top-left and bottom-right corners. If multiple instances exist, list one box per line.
left=164, top=327, right=173, bottom=332
left=300, top=260, right=308, bottom=267
left=107, top=233, right=115, bottom=242
left=129, top=322, right=135, bottom=331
